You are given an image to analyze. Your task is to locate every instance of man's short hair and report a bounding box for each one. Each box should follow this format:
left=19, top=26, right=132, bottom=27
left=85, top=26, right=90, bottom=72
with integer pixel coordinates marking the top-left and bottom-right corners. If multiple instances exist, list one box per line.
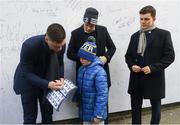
left=46, top=23, right=66, bottom=43
left=139, top=5, right=156, bottom=18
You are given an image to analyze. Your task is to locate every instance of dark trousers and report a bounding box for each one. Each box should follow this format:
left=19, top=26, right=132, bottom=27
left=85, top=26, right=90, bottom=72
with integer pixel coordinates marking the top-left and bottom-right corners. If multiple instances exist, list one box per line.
left=21, top=88, right=53, bottom=124
left=131, top=95, right=161, bottom=124
left=104, top=103, right=109, bottom=124
left=104, top=87, right=110, bottom=124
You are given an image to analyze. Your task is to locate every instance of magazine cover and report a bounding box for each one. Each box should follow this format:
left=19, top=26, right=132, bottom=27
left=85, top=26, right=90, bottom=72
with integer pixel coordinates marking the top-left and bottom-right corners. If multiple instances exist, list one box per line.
left=46, top=79, right=77, bottom=111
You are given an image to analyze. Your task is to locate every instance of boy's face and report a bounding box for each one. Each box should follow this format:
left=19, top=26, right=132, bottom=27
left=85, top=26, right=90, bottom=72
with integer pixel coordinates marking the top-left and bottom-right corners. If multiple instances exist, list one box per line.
left=84, top=23, right=95, bottom=33
left=80, top=58, right=91, bottom=66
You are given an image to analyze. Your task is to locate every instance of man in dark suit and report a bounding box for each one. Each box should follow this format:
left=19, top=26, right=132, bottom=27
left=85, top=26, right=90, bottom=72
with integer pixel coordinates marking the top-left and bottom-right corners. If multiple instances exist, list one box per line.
left=13, top=23, right=66, bottom=124
left=125, top=5, right=175, bottom=124
left=67, top=7, right=116, bottom=124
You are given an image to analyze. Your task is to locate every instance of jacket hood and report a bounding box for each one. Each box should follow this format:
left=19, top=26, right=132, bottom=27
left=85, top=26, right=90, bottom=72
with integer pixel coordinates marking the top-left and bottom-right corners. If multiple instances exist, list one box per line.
left=88, top=56, right=104, bottom=68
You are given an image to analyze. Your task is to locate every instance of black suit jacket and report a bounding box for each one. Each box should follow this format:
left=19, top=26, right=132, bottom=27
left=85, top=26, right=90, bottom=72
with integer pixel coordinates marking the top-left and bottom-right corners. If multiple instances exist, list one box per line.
left=67, top=25, right=116, bottom=87
left=125, top=28, right=175, bottom=99
left=13, top=35, right=65, bottom=94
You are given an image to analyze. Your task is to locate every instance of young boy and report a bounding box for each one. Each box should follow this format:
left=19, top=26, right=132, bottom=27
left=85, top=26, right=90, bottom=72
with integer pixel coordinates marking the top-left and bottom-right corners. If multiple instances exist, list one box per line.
left=77, top=37, right=108, bottom=125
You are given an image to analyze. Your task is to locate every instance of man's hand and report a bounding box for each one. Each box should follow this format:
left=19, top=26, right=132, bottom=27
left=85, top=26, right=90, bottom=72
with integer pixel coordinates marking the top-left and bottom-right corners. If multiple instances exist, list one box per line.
left=132, top=65, right=141, bottom=73
left=93, top=117, right=101, bottom=124
left=48, top=80, right=64, bottom=90
left=59, top=78, right=64, bottom=83
left=99, top=56, right=107, bottom=64
left=141, top=66, right=151, bottom=74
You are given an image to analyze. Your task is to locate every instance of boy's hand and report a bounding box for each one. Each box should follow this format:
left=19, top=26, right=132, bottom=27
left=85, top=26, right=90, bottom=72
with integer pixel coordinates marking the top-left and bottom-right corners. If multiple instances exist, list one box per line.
left=93, top=117, right=101, bottom=124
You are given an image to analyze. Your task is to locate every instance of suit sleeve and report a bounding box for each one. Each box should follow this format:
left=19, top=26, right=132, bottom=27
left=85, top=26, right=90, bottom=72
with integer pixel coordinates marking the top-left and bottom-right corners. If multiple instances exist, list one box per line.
left=94, top=69, right=108, bottom=118
left=104, top=28, right=116, bottom=63
left=20, top=43, right=49, bottom=90
left=58, top=44, right=66, bottom=78
left=125, top=35, right=136, bottom=71
left=149, top=31, right=175, bottom=72
left=67, top=31, right=80, bottom=62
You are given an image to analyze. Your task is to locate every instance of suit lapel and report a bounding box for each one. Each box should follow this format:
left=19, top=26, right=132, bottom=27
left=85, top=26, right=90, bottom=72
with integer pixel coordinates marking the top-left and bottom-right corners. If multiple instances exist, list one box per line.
left=95, top=25, right=100, bottom=49
left=134, top=32, right=140, bottom=52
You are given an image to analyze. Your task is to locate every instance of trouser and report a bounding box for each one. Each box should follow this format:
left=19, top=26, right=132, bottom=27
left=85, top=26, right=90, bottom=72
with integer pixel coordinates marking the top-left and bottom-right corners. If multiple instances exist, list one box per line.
left=104, top=87, right=109, bottom=124
left=104, top=103, right=109, bottom=124
left=21, top=88, right=53, bottom=124
left=131, top=95, right=161, bottom=124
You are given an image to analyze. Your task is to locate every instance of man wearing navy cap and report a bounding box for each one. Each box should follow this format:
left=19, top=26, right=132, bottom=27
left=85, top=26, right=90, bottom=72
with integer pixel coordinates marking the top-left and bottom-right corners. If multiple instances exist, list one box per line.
left=67, top=7, right=116, bottom=124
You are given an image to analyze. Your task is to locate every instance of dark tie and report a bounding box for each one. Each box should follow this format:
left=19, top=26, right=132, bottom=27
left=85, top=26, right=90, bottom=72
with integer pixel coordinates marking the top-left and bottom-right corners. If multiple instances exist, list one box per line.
left=46, top=51, right=60, bottom=81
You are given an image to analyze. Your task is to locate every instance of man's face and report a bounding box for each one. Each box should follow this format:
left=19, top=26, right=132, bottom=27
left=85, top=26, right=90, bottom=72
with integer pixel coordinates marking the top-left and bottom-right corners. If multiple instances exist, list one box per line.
left=84, top=23, right=95, bottom=33
left=45, top=35, right=66, bottom=53
left=140, top=13, right=155, bottom=29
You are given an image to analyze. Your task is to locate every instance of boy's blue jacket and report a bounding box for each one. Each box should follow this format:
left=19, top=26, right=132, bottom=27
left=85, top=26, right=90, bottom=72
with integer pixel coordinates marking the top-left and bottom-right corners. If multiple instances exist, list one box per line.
left=77, top=57, right=108, bottom=122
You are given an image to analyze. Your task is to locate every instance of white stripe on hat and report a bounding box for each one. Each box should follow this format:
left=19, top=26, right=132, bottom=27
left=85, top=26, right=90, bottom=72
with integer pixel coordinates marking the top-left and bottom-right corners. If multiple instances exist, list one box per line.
left=90, top=18, right=97, bottom=24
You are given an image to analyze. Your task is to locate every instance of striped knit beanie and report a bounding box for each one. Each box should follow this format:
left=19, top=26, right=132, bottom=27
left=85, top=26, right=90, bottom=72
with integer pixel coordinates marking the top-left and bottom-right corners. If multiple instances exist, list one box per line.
left=83, top=7, right=98, bottom=25
left=78, top=36, right=97, bottom=61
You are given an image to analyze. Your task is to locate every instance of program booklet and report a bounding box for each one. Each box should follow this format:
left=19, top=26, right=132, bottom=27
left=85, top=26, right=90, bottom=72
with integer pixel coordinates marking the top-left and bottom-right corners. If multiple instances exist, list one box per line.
left=46, top=79, right=77, bottom=111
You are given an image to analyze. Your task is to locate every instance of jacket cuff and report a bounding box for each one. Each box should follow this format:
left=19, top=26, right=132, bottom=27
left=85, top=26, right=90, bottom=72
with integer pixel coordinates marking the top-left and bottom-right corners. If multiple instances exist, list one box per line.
left=43, top=80, right=49, bottom=90
left=149, top=65, right=156, bottom=73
